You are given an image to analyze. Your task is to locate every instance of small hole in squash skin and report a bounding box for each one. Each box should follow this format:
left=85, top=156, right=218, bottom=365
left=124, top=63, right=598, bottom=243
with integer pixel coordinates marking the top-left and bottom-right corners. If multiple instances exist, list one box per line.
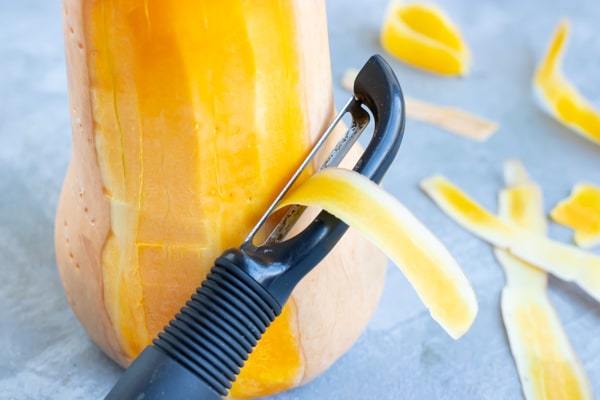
left=75, top=263, right=80, bottom=269
left=69, top=26, right=74, bottom=34
left=78, top=42, right=84, bottom=50
left=69, top=252, right=74, bottom=259
left=64, top=220, right=68, bottom=227
left=84, top=207, right=88, bottom=213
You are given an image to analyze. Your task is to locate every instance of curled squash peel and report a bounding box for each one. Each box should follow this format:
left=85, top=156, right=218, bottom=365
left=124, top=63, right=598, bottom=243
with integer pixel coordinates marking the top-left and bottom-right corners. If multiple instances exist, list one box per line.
left=551, top=183, right=600, bottom=249
left=380, top=1, right=470, bottom=76
left=420, top=175, right=600, bottom=303
left=534, top=20, right=600, bottom=144
left=278, top=168, right=478, bottom=339
left=57, top=1, right=388, bottom=397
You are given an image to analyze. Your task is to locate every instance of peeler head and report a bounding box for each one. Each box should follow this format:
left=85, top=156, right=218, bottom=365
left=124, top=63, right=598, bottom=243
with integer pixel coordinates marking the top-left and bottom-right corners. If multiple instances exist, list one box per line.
left=232, top=54, right=406, bottom=305
left=352, top=54, right=406, bottom=182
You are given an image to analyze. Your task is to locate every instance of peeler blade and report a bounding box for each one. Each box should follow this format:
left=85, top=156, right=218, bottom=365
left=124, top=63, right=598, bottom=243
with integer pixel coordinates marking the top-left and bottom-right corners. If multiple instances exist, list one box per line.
left=243, top=97, right=371, bottom=248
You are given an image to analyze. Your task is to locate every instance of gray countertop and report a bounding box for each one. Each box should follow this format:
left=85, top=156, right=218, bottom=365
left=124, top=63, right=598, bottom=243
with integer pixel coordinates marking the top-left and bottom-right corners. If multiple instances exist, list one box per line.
left=1, top=0, right=599, bottom=399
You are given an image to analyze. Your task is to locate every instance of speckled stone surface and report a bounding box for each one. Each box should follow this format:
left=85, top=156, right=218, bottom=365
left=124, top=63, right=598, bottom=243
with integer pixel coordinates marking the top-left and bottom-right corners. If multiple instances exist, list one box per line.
left=1, top=0, right=599, bottom=399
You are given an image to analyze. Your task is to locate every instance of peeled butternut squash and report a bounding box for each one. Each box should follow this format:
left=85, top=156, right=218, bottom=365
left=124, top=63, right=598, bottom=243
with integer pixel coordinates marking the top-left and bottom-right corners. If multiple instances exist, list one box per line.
left=56, top=0, right=387, bottom=397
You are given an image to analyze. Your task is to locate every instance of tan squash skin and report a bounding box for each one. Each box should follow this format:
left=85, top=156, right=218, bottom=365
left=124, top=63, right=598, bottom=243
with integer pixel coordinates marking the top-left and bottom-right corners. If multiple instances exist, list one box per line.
left=56, top=0, right=387, bottom=395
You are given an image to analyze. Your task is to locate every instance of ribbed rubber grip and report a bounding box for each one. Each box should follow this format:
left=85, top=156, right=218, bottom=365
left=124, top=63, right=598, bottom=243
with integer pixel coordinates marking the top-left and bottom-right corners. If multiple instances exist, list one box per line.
left=104, top=256, right=282, bottom=400
left=153, top=257, right=282, bottom=396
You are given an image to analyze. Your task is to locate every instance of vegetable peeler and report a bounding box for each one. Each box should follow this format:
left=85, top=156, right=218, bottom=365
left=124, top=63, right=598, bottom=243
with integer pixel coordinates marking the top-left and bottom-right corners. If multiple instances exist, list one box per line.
left=105, top=54, right=405, bottom=400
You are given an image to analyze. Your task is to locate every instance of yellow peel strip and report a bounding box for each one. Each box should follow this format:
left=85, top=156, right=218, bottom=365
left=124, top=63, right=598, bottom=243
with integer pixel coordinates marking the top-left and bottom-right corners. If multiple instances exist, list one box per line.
left=481, top=161, right=547, bottom=289
left=404, top=97, right=498, bottom=141
left=340, top=69, right=498, bottom=141
left=496, top=185, right=547, bottom=290
left=499, top=253, right=594, bottom=400
left=551, top=183, right=600, bottom=249
left=500, top=160, right=547, bottom=238
left=533, top=20, right=600, bottom=144
left=496, top=160, right=592, bottom=400
left=420, top=175, right=600, bottom=302
left=278, top=168, right=478, bottom=339
left=380, top=1, right=470, bottom=76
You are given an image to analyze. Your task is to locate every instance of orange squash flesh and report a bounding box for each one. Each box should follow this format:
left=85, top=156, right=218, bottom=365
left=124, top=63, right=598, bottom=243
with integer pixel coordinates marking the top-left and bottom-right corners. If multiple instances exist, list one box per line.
left=90, top=0, right=308, bottom=357
left=230, top=298, right=303, bottom=398
left=57, top=0, right=388, bottom=397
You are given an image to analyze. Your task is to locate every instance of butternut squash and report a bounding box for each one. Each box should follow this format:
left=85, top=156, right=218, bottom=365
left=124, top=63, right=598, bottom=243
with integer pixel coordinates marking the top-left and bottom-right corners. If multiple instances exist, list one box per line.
left=55, top=0, right=387, bottom=397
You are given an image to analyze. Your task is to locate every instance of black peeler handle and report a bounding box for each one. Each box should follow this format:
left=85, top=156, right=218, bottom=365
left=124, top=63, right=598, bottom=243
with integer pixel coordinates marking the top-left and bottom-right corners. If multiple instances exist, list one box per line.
left=105, top=55, right=405, bottom=400
left=106, top=257, right=281, bottom=399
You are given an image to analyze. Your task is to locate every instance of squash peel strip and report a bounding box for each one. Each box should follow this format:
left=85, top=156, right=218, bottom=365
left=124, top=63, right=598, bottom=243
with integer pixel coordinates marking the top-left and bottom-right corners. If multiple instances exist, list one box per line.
left=551, top=183, right=600, bottom=249
left=380, top=1, right=470, bottom=76
left=420, top=175, right=600, bottom=302
left=496, top=160, right=592, bottom=400
left=533, top=20, right=600, bottom=144
left=277, top=167, right=478, bottom=339
left=404, top=97, right=498, bottom=141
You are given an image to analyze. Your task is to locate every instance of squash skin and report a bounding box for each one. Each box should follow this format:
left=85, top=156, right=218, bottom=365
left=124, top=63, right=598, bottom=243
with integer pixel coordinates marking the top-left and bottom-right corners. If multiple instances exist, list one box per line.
left=56, top=0, right=127, bottom=365
left=56, top=0, right=387, bottom=396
